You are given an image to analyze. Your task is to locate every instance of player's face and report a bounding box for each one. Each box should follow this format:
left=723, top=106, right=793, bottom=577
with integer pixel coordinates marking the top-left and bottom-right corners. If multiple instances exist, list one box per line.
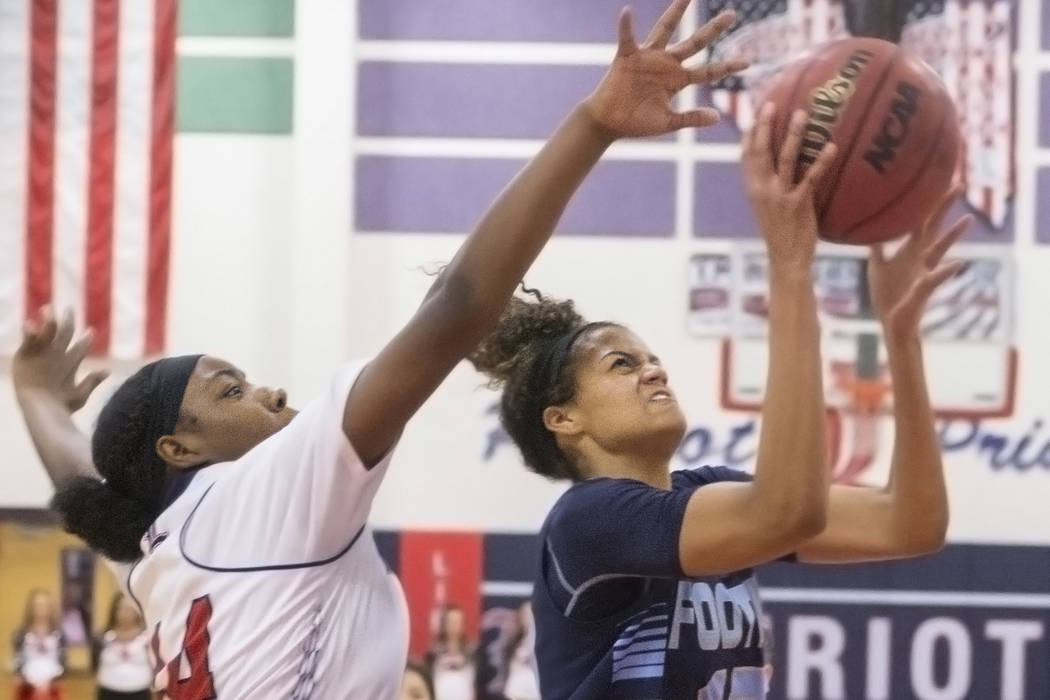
left=173, top=356, right=298, bottom=466
left=562, top=326, right=686, bottom=458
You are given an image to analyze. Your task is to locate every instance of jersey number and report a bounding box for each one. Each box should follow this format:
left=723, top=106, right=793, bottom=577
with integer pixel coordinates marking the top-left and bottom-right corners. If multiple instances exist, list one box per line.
left=152, top=596, right=217, bottom=699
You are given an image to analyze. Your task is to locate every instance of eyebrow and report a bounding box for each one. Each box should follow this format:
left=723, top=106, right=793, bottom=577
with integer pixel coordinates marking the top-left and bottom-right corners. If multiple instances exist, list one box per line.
left=601, top=350, right=660, bottom=364
left=208, top=367, right=246, bottom=384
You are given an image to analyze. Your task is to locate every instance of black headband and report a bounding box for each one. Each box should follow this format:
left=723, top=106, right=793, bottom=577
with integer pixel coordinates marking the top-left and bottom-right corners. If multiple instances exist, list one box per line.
left=145, top=354, right=202, bottom=440
left=133, top=355, right=202, bottom=496
left=524, top=323, right=603, bottom=419
left=97, top=354, right=201, bottom=509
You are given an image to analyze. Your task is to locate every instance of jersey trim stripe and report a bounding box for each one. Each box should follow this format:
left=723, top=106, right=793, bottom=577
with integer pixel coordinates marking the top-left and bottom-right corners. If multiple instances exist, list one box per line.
left=178, top=484, right=369, bottom=572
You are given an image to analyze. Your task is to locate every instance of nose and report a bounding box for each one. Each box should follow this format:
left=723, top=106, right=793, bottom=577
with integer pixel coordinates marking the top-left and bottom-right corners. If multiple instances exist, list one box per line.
left=256, top=386, right=288, bottom=412
left=270, top=388, right=288, bottom=412
left=642, top=362, right=668, bottom=385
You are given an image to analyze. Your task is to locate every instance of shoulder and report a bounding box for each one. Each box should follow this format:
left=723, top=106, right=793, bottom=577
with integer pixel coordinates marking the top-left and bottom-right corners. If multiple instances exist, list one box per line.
left=671, top=465, right=753, bottom=489
left=545, top=478, right=649, bottom=529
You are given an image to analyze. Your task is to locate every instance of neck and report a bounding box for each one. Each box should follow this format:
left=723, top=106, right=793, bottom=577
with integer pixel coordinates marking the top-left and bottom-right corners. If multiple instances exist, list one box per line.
left=578, top=446, right=673, bottom=489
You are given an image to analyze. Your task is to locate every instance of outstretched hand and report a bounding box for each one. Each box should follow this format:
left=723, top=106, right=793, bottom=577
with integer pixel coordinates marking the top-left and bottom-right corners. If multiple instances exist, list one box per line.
left=13, top=307, right=108, bottom=413
left=583, top=1, right=748, bottom=138
left=868, top=185, right=971, bottom=338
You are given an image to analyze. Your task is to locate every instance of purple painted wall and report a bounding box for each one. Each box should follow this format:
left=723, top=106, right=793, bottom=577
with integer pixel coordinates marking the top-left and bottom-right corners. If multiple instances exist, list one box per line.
left=356, top=157, right=675, bottom=237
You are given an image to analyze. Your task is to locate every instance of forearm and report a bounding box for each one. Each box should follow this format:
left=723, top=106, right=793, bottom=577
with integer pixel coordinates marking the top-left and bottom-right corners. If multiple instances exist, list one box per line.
left=430, top=105, right=612, bottom=327
left=15, top=388, right=97, bottom=484
left=752, top=266, right=828, bottom=532
left=882, top=333, right=948, bottom=548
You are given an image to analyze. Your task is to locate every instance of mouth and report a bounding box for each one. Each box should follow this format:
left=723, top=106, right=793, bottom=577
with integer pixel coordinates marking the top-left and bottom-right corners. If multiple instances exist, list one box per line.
left=649, top=389, right=675, bottom=403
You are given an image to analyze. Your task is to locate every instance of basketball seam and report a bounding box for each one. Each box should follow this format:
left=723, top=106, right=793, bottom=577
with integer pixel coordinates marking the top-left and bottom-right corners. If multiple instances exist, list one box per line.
left=841, top=89, right=953, bottom=241
left=777, top=50, right=825, bottom=171
left=818, top=45, right=901, bottom=224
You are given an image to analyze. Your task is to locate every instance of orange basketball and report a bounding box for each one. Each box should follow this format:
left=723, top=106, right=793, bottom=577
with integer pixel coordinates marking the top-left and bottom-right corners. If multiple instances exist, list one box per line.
left=765, top=37, right=961, bottom=245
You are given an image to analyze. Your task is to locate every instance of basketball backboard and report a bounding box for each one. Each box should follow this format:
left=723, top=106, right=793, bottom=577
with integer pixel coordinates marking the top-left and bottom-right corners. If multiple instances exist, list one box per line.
left=693, top=242, right=1017, bottom=419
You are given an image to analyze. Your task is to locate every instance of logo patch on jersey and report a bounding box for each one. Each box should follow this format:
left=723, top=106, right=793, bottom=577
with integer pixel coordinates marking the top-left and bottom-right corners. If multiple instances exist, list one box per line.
left=667, top=579, right=763, bottom=652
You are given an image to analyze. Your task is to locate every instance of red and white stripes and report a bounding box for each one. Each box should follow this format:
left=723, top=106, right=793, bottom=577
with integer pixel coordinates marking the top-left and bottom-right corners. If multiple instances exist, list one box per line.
left=0, top=0, right=175, bottom=358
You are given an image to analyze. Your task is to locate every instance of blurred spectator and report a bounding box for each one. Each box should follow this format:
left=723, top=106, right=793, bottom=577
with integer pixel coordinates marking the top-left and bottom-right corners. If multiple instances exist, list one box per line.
left=474, top=606, right=518, bottom=699
left=401, top=659, right=435, bottom=700
left=91, top=594, right=151, bottom=700
left=11, top=589, right=65, bottom=700
left=426, top=604, right=475, bottom=700
left=58, top=582, right=91, bottom=646
left=502, top=602, right=539, bottom=700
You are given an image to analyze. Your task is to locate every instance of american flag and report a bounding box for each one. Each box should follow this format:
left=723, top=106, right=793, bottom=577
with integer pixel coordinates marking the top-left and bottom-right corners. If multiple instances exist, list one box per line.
left=0, top=0, right=176, bottom=358
left=706, top=0, right=1015, bottom=229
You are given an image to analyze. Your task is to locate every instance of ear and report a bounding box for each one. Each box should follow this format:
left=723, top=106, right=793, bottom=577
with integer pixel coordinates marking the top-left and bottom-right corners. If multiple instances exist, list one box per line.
left=543, top=404, right=583, bottom=437
left=156, top=434, right=205, bottom=470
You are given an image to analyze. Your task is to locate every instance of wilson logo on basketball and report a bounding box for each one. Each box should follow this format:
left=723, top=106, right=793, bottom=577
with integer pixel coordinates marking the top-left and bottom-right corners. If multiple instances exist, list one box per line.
left=799, top=49, right=875, bottom=169
left=863, top=81, right=922, bottom=174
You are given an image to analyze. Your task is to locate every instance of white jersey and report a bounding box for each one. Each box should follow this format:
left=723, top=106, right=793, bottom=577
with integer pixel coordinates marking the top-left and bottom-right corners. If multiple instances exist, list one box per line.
left=119, top=361, right=409, bottom=699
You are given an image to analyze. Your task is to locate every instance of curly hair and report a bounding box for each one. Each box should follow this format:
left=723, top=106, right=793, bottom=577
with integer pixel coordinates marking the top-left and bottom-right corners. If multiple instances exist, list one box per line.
left=51, top=362, right=173, bottom=562
left=468, top=285, right=617, bottom=481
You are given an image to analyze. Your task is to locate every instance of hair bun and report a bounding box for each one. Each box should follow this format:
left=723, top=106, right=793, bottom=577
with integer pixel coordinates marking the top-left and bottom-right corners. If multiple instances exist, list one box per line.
left=468, top=285, right=583, bottom=387
left=51, top=476, right=153, bottom=562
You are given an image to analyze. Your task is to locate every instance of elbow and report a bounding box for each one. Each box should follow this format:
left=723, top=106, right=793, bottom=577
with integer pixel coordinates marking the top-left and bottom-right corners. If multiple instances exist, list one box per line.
left=788, top=507, right=828, bottom=541
left=425, top=271, right=492, bottom=328
left=428, top=270, right=497, bottom=329
left=901, top=519, right=948, bottom=557
left=762, top=500, right=827, bottom=545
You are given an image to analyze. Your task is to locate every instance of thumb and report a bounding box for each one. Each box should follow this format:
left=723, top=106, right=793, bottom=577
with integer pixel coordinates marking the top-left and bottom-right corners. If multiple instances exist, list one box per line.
left=617, top=6, right=638, bottom=56
left=892, top=260, right=964, bottom=329
left=71, top=370, right=109, bottom=409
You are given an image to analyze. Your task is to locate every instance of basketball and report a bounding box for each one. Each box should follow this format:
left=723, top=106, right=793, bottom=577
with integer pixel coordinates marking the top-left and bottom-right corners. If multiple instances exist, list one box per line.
left=765, top=37, right=961, bottom=245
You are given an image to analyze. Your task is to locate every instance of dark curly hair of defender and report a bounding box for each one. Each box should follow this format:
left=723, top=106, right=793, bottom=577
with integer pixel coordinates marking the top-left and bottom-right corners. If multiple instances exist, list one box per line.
left=50, top=363, right=177, bottom=562
left=468, top=285, right=616, bottom=481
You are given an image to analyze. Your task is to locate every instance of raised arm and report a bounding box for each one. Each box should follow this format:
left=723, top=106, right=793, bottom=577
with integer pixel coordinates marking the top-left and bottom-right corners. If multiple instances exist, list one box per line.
left=344, top=1, right=748, bottom=465
left=798, top=187, right=968, bottom=563
left=12, top=308, right=109, bottom=485
left=678, top=105, right=837, bottom=576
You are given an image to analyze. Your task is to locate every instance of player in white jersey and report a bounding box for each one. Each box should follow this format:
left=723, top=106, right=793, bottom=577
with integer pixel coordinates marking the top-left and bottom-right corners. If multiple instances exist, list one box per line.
left=11, top=4, right=747, bottom=697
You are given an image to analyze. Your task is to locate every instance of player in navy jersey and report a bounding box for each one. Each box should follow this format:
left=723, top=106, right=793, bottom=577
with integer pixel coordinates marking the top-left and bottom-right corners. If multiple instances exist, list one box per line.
left=11, top=3, right=748, bottom=697
left=469, top=84, right=971, bottom=700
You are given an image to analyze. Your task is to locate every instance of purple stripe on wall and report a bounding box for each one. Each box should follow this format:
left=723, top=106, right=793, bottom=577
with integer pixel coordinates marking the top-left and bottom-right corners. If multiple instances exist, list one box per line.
left=1041, top=72, right=1050, bottom=148
left=359, top=0, right=672, bottom=43
left=357, top=63, right=605, bottom=139
left=694, top=162, right=1013, bottom=242
left=1038, top=168, right=1050, bottom=243
left=694, top=162, right=756, bottom=238
left=1044, top=1, right=1050, bottom=50
left=355, top=157, right=675, bottom=237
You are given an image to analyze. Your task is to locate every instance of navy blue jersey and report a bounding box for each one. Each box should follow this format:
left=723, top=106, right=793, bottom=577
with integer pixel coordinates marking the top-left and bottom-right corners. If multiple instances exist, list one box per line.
left=532, top=466, right=768, bottom=700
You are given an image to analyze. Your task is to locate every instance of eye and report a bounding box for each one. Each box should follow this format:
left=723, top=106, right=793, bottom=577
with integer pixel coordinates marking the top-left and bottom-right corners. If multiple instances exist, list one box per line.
left=611, top=356, right=631, bottom=369
left=222, top=384, right=243, bottom=399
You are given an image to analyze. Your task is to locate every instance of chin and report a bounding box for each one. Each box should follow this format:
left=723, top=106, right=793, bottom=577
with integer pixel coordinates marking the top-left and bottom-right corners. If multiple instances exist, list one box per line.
left=276, top=409, right=299, bottom=430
